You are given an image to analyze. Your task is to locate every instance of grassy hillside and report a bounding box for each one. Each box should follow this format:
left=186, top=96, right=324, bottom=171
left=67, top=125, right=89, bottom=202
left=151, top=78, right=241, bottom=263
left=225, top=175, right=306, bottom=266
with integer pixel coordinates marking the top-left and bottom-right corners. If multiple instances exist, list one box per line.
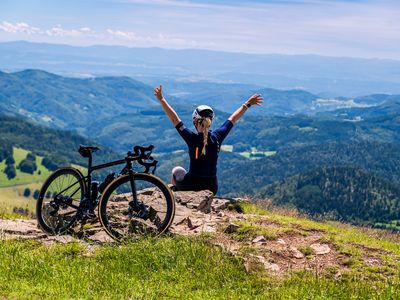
left=0, top=183, right=39, bottom=219
left=0, top=113, right=121, bottom=168
left=0, top=147, right=51, bottom=218
left=1, top=202, right=400, bottom=299
left=0, top=147, right=51, bottom=187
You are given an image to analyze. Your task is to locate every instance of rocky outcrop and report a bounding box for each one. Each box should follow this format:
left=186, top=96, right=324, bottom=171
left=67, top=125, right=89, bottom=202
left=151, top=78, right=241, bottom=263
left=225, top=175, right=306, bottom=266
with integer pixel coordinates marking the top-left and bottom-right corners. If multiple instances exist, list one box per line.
left=0, top=190, right=241, bottom=244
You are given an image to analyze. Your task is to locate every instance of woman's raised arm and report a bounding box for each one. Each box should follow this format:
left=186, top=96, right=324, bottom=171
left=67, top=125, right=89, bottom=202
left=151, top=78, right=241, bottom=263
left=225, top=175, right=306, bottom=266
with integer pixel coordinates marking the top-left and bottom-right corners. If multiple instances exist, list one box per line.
left=228, top=94, right=263, bottom=124
left=154, top=84, right=181, bottom=126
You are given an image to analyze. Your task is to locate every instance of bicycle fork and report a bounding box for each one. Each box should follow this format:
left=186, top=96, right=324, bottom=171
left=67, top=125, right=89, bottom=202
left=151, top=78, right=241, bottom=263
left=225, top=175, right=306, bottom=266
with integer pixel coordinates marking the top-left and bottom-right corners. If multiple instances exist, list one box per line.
left=129, top=170, right=156, bottom=220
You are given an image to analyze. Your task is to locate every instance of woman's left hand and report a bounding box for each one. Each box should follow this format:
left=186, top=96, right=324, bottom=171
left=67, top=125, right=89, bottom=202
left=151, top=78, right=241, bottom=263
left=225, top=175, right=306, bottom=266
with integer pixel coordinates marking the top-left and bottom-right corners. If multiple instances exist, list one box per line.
left=245, top=94, right=264, bottom=107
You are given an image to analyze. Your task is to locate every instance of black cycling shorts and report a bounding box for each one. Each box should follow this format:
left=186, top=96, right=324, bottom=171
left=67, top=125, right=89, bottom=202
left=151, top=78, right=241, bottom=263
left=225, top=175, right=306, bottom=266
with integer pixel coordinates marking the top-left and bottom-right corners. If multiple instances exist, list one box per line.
left=175, top=172, right=218, bottom=195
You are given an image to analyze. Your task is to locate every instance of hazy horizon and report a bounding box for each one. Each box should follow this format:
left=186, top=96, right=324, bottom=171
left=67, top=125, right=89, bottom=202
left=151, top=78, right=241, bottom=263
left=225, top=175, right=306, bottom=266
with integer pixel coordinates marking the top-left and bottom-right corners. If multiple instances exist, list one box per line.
left=1, top=0, right=399, bottom=60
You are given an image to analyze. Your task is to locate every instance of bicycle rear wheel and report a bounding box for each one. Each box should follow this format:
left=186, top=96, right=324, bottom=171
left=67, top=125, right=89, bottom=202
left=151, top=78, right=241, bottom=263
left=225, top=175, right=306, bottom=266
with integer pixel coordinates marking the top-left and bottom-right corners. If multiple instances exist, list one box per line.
left=98, top=173, right=175, bottom=241
left=36, top=167, right=86, bottom=234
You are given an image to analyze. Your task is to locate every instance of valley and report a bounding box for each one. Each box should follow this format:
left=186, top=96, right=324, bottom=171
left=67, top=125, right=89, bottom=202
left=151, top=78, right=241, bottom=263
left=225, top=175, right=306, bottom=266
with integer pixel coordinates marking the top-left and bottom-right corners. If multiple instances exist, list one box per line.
left=1, top=69, right=400, bottom=230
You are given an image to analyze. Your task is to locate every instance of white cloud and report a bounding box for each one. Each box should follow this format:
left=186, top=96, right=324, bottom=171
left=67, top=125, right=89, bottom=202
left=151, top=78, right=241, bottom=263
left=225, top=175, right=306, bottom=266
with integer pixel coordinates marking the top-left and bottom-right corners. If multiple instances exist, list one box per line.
left=0, top=20, right=201, bottom=48
left=106, top=28, right=204, bottom=47
left=0, top=21, right=41, bottom=35
left=45, top=26, right=95, bottom=37
left=0, top=21, right=96, bottom=38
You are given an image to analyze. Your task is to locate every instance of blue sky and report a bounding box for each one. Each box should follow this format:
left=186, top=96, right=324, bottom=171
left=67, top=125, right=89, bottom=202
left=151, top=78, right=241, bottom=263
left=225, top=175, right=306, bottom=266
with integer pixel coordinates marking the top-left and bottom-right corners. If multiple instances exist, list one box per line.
left=0, top=0, right=399, bottom=59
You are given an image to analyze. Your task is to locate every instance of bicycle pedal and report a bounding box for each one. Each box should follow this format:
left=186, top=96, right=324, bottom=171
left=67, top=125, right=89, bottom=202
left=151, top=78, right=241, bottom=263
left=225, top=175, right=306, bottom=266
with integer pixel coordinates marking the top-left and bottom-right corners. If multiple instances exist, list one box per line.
left=84, top=212, right=97, bottom=220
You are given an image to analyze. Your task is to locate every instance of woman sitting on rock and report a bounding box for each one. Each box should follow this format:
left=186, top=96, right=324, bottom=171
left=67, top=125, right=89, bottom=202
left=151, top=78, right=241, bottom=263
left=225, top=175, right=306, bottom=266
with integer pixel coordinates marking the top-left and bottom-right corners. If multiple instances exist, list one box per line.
left=154, top=84, right=263, bottom=195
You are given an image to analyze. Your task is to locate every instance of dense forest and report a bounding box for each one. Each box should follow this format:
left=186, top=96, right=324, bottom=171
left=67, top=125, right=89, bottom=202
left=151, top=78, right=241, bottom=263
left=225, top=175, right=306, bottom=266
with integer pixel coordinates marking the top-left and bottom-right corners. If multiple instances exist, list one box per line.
left=257, top=166, right=400, bottom=225
left=217, top=141, right=400, bottom=196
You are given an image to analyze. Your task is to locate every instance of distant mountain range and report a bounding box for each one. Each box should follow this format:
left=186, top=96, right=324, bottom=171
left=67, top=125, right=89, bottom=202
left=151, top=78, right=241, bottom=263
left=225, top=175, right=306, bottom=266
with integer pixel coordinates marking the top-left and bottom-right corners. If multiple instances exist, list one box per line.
left=1, top=40, right=400, bottom=97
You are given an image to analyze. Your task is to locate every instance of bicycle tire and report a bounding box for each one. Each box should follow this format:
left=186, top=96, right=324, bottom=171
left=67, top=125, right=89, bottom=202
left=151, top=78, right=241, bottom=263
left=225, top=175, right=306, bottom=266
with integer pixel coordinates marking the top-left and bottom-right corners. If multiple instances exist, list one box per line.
left=98, top=172, right=175, bottom=241
left=36, top=167, right=86, bottom=234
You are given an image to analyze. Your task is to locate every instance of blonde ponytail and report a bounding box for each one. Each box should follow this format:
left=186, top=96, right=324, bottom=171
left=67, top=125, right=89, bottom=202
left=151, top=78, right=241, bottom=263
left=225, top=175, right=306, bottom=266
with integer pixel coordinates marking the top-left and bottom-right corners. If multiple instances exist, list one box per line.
left=201, top=117, right=212, bottom=156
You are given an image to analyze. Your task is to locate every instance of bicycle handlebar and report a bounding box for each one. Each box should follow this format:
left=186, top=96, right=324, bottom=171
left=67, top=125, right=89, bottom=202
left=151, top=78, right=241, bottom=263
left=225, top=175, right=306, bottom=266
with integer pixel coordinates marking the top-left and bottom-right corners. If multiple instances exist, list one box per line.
left=133, top=145, right=154, bottom=157
left=127, top=145, right=158, bottom=174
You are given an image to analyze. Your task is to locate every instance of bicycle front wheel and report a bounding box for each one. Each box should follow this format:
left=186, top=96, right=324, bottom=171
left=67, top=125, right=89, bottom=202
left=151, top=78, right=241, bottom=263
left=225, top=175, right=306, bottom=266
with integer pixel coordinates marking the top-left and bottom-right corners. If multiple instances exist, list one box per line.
left=98, top=173, right=175, bottom=241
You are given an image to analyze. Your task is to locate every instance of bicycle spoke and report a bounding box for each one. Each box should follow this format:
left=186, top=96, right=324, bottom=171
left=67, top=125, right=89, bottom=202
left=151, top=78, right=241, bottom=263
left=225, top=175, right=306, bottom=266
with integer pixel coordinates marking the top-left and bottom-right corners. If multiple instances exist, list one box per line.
left=37, top=168, right=84, bottom=234
left=100, top=174, right=174, bottom=240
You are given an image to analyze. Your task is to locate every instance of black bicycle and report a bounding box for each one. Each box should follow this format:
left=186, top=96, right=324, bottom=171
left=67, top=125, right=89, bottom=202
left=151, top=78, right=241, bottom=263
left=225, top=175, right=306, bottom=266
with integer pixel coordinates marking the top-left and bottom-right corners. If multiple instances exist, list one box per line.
left=36, top=145, right=175, bottom=241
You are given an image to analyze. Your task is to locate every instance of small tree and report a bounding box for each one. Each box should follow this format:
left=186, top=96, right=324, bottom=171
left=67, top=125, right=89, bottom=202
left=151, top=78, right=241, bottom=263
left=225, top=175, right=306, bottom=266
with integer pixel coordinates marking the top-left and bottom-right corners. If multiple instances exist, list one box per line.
left=33, top=190, right=40, bottom=200
left=5, top=155, right=15, bottom=165
left=27, top=153, right=36, bottom=161
left=19, top=160, right=37, bottom=174
left=4, top=164, right=16, bottom=180
left=42, top=157, right=58, bottom=171
left=23, top=188, right=31, bottom=198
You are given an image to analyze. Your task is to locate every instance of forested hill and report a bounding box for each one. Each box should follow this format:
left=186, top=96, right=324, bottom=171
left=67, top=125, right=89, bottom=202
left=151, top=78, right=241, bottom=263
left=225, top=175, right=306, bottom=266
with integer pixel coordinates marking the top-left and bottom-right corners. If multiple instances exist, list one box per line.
left=217, top=141, right=400, bottom=196
left=0, top=113, right=120, bottom=169
left=257, top=166, right=400, bottom=226
left=0, top=69, right=159, bottom=129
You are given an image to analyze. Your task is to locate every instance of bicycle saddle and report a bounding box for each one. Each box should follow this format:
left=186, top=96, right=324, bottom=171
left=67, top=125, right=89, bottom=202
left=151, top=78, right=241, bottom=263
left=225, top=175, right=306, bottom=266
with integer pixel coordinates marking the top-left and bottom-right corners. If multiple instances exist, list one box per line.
left=78, top=145, right=100, bottom=158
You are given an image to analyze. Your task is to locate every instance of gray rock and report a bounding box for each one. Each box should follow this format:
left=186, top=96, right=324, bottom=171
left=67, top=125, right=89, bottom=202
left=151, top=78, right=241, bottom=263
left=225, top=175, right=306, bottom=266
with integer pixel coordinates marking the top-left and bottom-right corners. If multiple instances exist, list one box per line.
left=173, top=190, right=214, bottom=213
left=310, top=243, right=331, bottom=255
left=276, top=239, right=286, bottom=245
left=264, top=261, right=280, bottom=272
left=217, top=211, right=225, bottom=217
left=252, top=235, right=267, bottom=244
left=289, top=246, right=305, bottom=259
left=246, top=254, right=280, bottom=273
left=175, top=216, right=202, bottom=230
left=211, top=199, right=230, bottom=212
left=89, top=231, right=114, bottom=243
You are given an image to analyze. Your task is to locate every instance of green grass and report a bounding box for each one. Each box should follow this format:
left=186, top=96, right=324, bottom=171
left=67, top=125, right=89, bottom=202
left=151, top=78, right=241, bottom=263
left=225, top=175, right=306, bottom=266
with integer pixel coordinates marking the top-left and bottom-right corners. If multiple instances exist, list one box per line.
left=0, top=237, right=399, bottom=299
left=298, top=245, right=313, bottom=257
left=231, top=219, right=308, bottom=242
left=0, top=237, right=269, bottom=299
left=0, top=183, right=39, bottom=217
left=221, top=145, right=233, bottom=152
left=239, top=202, right=400, bottom=254
left=238, top=149, right=277, bottom=160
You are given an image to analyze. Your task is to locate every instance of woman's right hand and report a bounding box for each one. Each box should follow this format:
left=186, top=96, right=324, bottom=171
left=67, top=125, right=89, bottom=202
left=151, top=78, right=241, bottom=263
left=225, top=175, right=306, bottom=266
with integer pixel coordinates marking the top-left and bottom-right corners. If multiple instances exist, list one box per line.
left=154, top=84, right=164, bottom=102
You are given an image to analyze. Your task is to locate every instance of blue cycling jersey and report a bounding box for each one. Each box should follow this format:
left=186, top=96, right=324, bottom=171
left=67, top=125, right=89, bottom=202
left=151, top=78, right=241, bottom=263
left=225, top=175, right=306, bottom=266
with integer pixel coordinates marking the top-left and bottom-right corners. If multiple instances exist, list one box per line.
left=175, top=119, right=233, bottom=177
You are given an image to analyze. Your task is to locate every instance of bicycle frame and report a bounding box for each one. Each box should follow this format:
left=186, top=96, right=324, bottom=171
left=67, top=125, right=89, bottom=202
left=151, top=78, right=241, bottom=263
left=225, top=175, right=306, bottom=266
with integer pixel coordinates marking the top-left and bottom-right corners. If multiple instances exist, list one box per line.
left=54, top=145, right=158, bottom=216
left=85, top=154, right=127, bottom=203
left=54, top=156, right=134, bottom=211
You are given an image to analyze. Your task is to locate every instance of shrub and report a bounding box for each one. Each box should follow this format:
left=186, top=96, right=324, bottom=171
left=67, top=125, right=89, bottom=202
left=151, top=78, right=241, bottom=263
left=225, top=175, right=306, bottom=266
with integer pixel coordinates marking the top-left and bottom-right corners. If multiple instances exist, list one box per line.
left=4, top=164, right=16, bottom=180
left=26, top=153, right=36, bottom=161
left=5, top=155, right=15, bottom=165
left=33, top=190, right=40, bottom=200
left=42, top=157, right=58, bottom=171
left=19, top=160, right=37, bottom=174
left=23, top=188, right=31, bottom=197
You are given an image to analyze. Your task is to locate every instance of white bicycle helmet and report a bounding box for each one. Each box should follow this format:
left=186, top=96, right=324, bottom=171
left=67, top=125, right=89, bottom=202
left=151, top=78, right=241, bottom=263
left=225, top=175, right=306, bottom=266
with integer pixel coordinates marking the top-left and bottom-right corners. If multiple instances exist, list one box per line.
left=192, top=105, right=214, bottom=120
